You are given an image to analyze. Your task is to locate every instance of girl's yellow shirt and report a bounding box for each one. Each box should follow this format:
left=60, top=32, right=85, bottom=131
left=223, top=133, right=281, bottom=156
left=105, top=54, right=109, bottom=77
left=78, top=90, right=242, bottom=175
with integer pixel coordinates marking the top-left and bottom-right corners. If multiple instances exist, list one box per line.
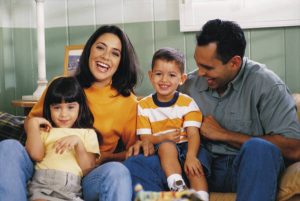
left=29, top=82, right=138, bottom=153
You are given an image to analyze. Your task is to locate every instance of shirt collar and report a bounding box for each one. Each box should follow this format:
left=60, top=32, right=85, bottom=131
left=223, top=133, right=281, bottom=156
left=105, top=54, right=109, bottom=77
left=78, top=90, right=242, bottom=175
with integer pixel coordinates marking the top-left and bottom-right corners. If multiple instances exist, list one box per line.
left=152, top=91, right=179, bottom=107
left=230, top=57, right=248, bottom=92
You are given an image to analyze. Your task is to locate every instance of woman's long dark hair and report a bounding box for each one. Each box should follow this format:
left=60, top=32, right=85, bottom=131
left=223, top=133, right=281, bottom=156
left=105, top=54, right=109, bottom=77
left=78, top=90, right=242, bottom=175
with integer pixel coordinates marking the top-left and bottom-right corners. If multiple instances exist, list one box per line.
left=43, top=77, right=94, bottom=128
left=76, top=25, right=141, bottom=96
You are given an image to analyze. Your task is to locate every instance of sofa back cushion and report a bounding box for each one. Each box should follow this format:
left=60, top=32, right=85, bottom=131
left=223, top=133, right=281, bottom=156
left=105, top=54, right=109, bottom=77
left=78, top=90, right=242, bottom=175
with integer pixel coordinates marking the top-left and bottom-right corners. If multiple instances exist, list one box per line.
left=293, top=93, right=300, bottom=121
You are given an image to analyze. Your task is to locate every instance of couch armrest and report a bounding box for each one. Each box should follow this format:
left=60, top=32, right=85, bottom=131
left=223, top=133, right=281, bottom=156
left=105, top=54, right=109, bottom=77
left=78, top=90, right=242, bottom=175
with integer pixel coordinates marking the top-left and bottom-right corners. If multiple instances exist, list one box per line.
left=0, top=112, right=26, bottom=145
left=292, top=93, right=300, bottom=120
left=277, top=162, right=300, bottom=201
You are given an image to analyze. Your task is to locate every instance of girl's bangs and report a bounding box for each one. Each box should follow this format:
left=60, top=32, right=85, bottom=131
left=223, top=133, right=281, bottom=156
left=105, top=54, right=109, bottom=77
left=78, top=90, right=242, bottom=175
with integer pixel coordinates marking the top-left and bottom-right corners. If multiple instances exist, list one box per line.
left=48, top=89, right=81, bottom=105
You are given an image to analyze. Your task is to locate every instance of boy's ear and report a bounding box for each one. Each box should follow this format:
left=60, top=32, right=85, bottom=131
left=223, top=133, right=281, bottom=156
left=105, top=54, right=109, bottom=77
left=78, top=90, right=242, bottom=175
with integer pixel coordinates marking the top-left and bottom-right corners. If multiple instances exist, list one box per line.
left=148, top=70, right=153, bottom=80
left=180, top=73, right=187, bottom=85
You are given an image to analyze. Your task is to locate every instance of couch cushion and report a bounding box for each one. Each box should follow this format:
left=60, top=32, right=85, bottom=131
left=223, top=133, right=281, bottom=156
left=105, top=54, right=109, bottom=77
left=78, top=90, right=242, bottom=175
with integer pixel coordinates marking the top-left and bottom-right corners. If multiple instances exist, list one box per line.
left=277, top=162, right=300, bottom=201
left=293, top=93, right=300, bottom=120
left=210, top=192, right=236, bottom=201
left=0, top=112, right=26, bottom=145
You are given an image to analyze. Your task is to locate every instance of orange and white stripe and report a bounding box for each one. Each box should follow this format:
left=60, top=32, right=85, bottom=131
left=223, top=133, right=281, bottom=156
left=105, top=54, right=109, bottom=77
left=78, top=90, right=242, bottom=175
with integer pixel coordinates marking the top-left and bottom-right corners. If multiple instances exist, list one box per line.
left=137, top=93, right=202, bottom=143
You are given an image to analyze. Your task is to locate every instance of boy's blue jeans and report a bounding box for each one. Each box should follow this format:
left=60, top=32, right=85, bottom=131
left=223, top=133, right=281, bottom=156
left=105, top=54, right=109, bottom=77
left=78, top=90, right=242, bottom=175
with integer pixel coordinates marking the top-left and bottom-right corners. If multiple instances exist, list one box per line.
left=124, top=138, right=285, bottom=201
left=0, top=139, right=132, bottom=201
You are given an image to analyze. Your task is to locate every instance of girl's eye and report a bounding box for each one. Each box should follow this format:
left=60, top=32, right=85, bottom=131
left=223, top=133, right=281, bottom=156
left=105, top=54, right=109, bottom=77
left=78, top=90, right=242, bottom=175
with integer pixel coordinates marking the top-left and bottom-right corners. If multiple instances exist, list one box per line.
left=52, top=106, right=61, bottom=110
left=68, top=106, right=75, bottom=110
left=170, top=74, right=177, bottom=77
left=154, top=72, right=162, bottom=76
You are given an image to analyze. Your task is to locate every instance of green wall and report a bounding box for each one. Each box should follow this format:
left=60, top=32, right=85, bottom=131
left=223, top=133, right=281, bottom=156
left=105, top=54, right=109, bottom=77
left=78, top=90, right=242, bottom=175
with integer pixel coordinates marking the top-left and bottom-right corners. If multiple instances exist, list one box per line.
left=1, top=21, right=300, bottom=115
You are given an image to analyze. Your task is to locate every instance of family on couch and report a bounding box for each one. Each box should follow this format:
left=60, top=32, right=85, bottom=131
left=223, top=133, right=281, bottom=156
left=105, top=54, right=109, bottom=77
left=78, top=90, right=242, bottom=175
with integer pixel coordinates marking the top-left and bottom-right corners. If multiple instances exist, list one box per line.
left=0, top=19, right=300, bottom=201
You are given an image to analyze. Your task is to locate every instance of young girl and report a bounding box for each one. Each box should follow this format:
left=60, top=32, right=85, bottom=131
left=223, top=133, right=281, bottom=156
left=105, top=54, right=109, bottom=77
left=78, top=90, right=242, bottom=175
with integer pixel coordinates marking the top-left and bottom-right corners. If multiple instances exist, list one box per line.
left=25, top=77, right=100, bottom=201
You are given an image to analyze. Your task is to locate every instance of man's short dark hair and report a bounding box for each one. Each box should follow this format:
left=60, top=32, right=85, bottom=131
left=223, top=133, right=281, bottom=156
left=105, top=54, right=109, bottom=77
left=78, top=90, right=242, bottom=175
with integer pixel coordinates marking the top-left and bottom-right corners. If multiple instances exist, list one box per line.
left=196, top=19, right=246, bottom=64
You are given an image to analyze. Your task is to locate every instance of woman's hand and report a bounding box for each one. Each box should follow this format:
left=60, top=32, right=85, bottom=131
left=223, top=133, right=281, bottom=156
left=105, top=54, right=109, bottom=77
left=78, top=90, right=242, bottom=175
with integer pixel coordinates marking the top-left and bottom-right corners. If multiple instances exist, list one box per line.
left=126, top=140, right=155, bottom=159
left=95, top=151, right=111, bottom=165
left=54, top=135, right=81, bottom=154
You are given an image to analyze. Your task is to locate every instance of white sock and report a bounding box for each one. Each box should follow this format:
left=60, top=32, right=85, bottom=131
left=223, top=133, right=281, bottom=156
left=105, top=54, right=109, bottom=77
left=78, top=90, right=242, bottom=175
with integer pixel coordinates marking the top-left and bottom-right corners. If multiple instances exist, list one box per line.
left=167, top=174, right=185, bottom=189
left=196, top=191, right=209, bottom=201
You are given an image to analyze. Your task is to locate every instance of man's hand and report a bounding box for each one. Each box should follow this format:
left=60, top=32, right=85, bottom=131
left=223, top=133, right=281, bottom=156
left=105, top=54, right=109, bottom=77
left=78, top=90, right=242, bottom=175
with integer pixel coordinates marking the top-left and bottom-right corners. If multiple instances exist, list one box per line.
left=126, top=140, right=155, bottom=159
left=200, top=115, right=228, bottom=141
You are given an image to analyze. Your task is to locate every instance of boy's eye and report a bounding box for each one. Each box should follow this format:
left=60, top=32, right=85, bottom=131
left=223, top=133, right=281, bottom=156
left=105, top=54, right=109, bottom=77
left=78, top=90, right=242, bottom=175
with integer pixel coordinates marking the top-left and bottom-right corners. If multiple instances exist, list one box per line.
left=170, top=73, right=177, bottom=77
left=154, top=72, right=162, bottom=76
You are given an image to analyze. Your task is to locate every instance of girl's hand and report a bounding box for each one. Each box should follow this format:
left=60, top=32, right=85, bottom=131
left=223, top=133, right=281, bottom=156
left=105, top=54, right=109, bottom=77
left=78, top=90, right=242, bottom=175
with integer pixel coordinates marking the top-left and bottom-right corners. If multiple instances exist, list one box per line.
left=54, top=135, right=81, bottom=154
left=27, top=117, right=52, bottom=132
left=184, top=155, right=204, bottom=177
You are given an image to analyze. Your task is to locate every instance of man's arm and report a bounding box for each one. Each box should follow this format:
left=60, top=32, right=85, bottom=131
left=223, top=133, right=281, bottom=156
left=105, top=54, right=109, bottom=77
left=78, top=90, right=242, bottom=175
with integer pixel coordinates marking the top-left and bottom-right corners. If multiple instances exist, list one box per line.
left=200, top=115, right=300, bottom=161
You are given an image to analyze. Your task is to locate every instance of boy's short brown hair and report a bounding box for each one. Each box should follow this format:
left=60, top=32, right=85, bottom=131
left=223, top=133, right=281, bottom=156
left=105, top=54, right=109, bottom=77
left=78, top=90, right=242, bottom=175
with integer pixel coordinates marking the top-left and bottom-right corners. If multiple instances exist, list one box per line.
left=151, top=47, right=185, bottom=73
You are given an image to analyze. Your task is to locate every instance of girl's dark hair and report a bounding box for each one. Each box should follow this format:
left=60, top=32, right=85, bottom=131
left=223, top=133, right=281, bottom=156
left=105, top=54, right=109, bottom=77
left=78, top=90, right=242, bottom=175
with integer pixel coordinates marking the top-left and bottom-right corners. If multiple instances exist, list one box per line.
left=76, top=25, right=141, bottom=97
left=196, top=19, right=246, bottom=64
left=43, top=77, right=94, bottom=129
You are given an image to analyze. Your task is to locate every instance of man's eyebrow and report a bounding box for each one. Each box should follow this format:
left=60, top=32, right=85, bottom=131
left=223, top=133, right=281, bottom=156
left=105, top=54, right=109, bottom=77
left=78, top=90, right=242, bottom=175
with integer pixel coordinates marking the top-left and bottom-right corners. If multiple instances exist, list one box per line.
left=198, top=63, right=214, bottom=70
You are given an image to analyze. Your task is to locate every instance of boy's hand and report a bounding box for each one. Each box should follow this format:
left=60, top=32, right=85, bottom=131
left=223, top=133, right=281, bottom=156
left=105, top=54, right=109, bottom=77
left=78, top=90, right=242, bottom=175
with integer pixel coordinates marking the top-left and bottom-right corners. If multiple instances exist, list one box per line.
left=184, top=154, right=204, bottom=176
left=54, top=135, right=81, bottom=154
left=163, top=129, right=181, bottom=143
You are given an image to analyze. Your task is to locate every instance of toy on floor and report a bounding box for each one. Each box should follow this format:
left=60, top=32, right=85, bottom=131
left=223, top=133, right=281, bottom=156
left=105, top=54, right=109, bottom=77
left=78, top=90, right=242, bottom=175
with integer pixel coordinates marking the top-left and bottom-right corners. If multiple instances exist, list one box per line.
left=134, top=184, right=203, bottom=201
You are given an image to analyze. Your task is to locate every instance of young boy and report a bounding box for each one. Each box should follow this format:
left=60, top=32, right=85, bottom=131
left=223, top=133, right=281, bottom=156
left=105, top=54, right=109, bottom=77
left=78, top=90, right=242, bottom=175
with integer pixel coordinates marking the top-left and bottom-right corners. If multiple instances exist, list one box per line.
left=137, top=47, right=209, bottom=201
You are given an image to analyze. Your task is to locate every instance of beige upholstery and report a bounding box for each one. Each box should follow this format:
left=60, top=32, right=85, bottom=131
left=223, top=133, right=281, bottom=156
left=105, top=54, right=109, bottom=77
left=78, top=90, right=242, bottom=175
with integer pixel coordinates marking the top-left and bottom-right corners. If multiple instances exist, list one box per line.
left=293, top=93, right=300, bottom=120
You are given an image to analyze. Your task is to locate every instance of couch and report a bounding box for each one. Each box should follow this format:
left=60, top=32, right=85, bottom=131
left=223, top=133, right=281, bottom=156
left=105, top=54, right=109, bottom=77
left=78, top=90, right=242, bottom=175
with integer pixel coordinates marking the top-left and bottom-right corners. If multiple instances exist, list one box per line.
left=1, top=94, right=300, bottom=201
